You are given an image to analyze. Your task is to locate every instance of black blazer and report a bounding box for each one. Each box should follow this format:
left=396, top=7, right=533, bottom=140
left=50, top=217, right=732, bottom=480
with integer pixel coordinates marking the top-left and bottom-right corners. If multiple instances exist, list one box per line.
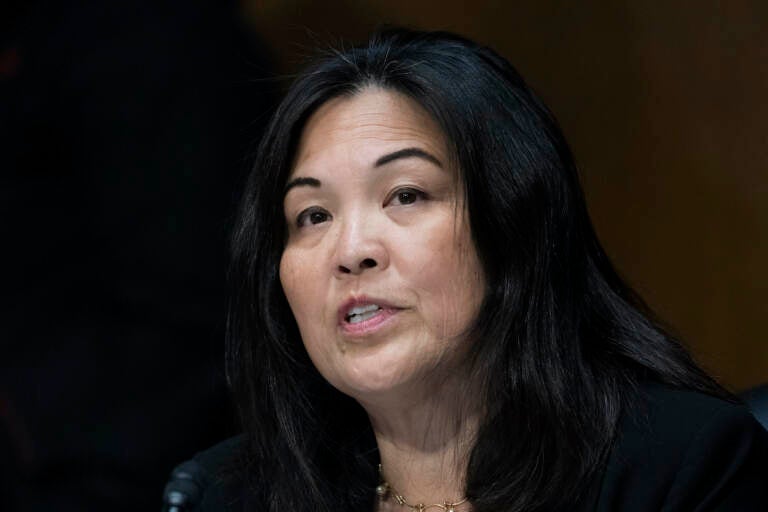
left=164, top=383, right=768, bottom=511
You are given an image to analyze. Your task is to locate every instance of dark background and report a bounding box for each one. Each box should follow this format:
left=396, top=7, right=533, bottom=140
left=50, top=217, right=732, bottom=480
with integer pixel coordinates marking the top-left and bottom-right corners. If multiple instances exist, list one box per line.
left=1, top=0, right=275, bottom=509
left=1, top=0, right=766, bottom=509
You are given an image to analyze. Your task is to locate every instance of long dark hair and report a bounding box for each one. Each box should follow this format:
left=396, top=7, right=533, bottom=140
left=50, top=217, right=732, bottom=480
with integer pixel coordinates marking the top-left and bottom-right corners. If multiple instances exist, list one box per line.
left=226, top=28, right=728, bottom=511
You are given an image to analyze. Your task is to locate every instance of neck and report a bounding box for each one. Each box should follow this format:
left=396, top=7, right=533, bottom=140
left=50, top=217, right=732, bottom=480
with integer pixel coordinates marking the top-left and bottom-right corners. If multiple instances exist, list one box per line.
left=359, top=375, right=480, bottom=511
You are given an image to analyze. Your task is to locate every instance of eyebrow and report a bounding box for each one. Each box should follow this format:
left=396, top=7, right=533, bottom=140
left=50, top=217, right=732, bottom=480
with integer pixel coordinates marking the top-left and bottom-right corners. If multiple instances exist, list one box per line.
left=374, top=147, right=443, bottom=168
left=284, top=147, right=443, bottom=196
left=283, top=176, right=321, bottom=196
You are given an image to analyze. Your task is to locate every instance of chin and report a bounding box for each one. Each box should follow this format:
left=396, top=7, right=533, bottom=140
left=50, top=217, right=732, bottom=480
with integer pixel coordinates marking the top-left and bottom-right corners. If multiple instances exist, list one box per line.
left=333, top=359, right=419, bottom=401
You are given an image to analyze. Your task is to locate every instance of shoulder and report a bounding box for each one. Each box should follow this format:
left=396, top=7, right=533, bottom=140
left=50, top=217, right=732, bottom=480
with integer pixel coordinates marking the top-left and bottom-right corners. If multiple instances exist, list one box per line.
left=163, top=435, right=255, bottom=512
left=590, top=382, right=768, bottom=511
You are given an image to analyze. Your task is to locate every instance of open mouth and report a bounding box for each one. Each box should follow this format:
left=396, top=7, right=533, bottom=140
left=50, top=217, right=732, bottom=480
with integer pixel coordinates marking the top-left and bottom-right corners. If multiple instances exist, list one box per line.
left=345, top=304, right=382, bottom=324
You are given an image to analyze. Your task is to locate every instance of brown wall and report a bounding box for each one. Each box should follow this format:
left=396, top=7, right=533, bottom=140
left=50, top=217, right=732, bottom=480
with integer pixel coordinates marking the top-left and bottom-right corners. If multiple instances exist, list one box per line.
left=243, top=1, right=768, bottom=391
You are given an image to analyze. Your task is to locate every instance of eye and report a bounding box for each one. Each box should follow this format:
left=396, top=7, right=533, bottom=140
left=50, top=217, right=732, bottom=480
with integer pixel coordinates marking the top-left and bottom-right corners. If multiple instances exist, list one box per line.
left=296, top=207, right=331, bottom=227
left=388, top=187, right=427, bottom=206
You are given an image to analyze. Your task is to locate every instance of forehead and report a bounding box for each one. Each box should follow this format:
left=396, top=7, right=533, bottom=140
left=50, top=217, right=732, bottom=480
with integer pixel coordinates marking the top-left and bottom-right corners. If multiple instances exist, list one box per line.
left=291, top=88, right=448, bottom=175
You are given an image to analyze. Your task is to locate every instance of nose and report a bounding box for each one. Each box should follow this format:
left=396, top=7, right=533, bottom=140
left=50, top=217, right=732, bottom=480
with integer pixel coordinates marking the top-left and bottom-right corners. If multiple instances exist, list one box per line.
left=333, top=215, right=389, bottom=276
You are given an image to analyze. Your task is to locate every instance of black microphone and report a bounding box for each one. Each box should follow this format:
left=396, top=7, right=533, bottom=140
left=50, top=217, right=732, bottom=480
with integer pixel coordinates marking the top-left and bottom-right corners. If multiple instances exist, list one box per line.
left=162, top=460, right=211, bottom=511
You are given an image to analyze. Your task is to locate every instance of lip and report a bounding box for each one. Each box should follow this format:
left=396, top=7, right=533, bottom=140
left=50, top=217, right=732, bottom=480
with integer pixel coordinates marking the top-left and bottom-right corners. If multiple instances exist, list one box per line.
left=338, top=295, right=404, bottom=337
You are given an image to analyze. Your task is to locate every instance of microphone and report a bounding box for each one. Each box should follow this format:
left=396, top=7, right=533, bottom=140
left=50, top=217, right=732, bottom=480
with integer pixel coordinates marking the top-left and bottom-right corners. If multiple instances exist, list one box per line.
left=162, top=460, right=211, bottom=511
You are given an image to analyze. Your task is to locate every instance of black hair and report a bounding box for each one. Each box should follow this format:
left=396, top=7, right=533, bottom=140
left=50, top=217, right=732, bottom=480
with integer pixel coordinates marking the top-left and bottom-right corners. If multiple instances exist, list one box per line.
left=226, top=27, right=729, bottom=511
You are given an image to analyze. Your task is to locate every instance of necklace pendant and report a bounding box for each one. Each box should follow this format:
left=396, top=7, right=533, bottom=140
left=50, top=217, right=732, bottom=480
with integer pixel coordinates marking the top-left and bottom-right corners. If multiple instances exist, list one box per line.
left=376, top=484, right=389, bottom=500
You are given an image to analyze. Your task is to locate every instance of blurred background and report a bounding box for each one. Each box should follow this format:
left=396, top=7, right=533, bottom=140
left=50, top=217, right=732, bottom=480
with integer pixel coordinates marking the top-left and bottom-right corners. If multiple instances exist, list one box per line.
left=1, top=0, right=766, bottom=509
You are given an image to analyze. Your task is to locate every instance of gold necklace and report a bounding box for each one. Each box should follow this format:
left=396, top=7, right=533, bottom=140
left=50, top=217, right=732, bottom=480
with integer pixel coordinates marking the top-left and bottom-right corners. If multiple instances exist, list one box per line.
left=376, top=464, right=469, bottom=512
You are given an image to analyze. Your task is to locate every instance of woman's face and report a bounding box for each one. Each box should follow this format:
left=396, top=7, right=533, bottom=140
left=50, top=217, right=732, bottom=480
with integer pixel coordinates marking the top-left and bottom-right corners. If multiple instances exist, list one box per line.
left=279, top=88, right=485, bottom=403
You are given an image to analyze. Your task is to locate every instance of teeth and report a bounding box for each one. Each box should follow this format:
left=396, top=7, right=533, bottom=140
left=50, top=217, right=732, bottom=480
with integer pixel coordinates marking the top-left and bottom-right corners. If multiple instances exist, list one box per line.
left=349, top=304, right=380, bottom=316
left=349, top=310, right=380, bottom=324
left=346, top=304, right=381, bottom=323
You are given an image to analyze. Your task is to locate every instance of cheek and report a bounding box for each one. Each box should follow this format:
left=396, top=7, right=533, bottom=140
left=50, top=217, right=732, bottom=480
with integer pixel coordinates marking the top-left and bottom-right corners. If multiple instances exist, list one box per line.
left=279, top=249, right=319, bottom=329
left=401, top=222, right=485, bottom=339
left=278, top=251, right=300, bottom=309
left=279, top=248, right=336, bottom=356
left=280, top=249, right=343, bottom=384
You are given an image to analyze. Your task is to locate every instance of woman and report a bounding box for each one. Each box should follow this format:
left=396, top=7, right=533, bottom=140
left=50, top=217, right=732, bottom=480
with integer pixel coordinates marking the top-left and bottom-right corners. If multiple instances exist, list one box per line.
left=164, top=28, right=768, bottom=511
